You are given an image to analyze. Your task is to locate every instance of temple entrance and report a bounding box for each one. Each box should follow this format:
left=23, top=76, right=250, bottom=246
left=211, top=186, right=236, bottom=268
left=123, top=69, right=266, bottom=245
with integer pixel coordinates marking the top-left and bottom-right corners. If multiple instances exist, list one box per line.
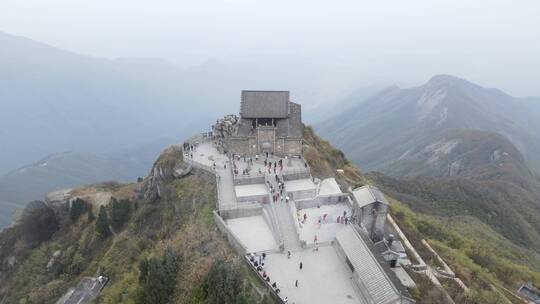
left=261, top=142, right=273, bottom=154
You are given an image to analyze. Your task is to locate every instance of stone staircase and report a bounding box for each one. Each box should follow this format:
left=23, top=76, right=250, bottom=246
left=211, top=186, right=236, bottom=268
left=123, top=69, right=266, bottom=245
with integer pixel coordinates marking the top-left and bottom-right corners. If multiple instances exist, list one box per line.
left=274, top=202, right=301, bottom=251
left=264, top=171, right=301, bottom=251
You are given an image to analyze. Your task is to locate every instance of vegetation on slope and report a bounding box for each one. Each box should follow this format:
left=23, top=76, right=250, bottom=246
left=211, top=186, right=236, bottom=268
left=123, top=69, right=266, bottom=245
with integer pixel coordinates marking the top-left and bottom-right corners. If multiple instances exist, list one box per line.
left=303, top=125, right=540, bottom=303
left=2, top=126, right=539, bottom=304
left=0, top=151, right=274, bottom=304
left=369, top=171, right=540, bottom=251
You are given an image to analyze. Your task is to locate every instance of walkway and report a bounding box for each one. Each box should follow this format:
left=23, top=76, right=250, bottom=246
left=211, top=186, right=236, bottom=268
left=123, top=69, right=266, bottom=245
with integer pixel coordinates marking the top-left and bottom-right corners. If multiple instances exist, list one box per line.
left=275, top=201, right=301, bottom=251
left=188, top=141, right=236, bottom=208
left=266, top=171, right=301, bottom=251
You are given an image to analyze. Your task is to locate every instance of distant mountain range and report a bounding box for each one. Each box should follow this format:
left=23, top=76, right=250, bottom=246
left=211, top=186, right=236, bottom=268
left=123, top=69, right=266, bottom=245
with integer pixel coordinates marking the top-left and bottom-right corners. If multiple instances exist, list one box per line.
left=0, top=137, right=176, bottom=228
left=367, top=129, right=540, bottom=250
left=1, top=31, right=344, bottom=176
left=318, top=75, right=540, bottom=251
left=0, top=31, right=366, bottom=228
left=317, top=74, right=540, bottom=175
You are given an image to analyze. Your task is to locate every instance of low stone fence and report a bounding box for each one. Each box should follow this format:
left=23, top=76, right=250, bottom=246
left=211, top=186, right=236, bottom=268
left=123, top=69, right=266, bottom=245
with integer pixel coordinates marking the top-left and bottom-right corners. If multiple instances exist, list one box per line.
left=262, top=206, right=282, bottom=247
left=237, top=193, right=268, bottom=204
left=244, top=255, right=286, bottom=304
left=295, top=193, right=350, bottom=210
left=233, top=175, right=265, bottom=185
left=219, top=203, right=262, bottom=220
left=185, top=158, right=215, bottom=174
left=213, top=211, right=247, bottom=255
left=289, top=200, right=307, bottom=248
left=282, top=170, right=311, bottom=181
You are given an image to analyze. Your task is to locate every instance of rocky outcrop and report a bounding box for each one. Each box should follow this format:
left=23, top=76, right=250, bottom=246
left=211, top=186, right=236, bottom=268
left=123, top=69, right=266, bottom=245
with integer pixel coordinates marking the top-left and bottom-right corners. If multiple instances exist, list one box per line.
left=141, top=145, right=188, bottom=201
left=212, top=115, right=239, bottom=139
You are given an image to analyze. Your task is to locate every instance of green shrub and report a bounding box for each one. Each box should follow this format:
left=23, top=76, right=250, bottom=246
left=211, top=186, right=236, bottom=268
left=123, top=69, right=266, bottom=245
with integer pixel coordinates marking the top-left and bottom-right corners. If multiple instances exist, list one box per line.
left=70, top=198, right=88, bottom=221
left=137, top=248, right=180, bottom=304
left=96, top=206, right=111, bottom=238
left=111, top=198, right=131, bottom=228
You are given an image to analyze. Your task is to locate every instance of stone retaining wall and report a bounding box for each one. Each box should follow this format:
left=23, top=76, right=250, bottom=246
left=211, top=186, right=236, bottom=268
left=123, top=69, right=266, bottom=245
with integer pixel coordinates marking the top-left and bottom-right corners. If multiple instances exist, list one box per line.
left=219, top=203, right=262, bottom=220
left=295, top=194, right=350, bottom=209
left=213, top=211, right=247, bottom=255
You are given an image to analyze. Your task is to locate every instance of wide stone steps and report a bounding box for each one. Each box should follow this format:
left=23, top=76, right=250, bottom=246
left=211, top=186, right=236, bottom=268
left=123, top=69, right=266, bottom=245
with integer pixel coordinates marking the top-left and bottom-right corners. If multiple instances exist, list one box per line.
left=275, top=202, right=301, bottom=251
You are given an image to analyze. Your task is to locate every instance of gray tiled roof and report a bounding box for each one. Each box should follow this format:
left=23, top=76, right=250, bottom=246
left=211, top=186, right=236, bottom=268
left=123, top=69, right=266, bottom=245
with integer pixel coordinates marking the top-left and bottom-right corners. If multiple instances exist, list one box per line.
left=352, top=185, right=390, bottom=208
left=275, top=102, right=302, bottom=138
left=336, top=226, right=402, bottom=304
left=241, top=91, right=289, bottom=118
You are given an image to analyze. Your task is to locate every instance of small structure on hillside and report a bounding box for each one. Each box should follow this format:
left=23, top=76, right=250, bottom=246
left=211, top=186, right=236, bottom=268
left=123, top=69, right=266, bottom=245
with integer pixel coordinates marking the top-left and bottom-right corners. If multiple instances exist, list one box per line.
left=350, top=185, right=389, bottom=241
left=517, top=283, right=540, bottom=303
left=213, top=90, right=303, bottom=156
left=55, top=276, right=108, bottom=304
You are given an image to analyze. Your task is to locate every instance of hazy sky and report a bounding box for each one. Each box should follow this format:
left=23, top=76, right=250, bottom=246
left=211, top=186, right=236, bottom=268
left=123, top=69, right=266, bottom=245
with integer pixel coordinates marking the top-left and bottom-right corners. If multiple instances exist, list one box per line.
left=1, top=0, right=539, bottom=97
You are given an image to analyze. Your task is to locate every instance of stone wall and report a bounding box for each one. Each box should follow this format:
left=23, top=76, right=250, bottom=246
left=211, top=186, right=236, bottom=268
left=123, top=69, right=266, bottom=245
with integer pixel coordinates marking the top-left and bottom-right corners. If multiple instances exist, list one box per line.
left=219, top=204, right=262, bottom=220
left=227, top=137, right=250, bottom=155
left=287, top=188, right=317, bottom=201
left=282, top=171, right=311, bottom=181
left=284, top=139, right=302, bottom=155
left=295, top=194, right=350, bottom=209
left=236, top=194, right=269, bottom=204
left=213, top=211, right=247, bottom=255
left=256, top=128, right=276, bottom=153
left=234, top=175, right=266, bottom=186
left=358, top=202, right=387, bottom=241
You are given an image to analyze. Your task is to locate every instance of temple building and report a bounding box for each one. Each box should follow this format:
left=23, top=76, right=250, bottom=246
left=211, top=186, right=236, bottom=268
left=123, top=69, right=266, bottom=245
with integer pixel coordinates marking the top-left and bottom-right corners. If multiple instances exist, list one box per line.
left=350, top=185, right=390, bottom=241
left=212, top=90, right=303, bottom=156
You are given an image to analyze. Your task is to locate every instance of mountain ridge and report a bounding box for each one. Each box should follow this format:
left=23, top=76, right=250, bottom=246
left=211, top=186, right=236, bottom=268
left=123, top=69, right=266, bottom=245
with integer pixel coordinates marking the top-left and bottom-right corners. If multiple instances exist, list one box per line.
left=317, top=74, right=540, bottom=175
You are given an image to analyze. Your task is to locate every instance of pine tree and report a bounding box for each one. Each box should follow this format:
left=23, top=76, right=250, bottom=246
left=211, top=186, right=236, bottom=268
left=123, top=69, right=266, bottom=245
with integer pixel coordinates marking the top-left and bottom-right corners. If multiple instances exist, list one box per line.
left=69, top=198, right=88, bottom=221
left=95, top=205, right=111, bottom=238
left=111, top=198, right=130, bottom=228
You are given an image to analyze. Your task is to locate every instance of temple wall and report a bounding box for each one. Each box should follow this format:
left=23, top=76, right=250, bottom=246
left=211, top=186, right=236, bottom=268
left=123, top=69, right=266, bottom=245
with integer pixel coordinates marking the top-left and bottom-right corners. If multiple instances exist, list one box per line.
left=227, top=138, right=250, bottom=155
left=284, top=139, right=302, bottom=155
left=275, top=138, right=285, bottom=155
left=257, top=128, right=276, bottom=153
left=358, top=202, right=387, bottom=241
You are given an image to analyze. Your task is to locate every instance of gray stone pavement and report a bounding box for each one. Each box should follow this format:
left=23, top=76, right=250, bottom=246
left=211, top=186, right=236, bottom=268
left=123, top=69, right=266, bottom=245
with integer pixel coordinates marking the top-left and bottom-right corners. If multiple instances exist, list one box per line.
left=188, top=142, right=237, bottom=208
left=264, top=246, right=363, bottom=304
left=266, top=171, right=301, bottom=251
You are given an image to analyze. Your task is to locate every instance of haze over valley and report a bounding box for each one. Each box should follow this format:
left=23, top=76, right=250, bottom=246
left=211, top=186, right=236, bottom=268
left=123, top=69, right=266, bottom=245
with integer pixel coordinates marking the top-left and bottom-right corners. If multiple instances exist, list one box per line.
left=2, top=2, right=540, bottom=303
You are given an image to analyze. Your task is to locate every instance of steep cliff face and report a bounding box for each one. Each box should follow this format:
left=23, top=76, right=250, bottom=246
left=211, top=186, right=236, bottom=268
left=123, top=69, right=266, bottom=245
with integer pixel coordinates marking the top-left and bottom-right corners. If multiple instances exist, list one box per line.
left=140, top=145, right=194, bottom=202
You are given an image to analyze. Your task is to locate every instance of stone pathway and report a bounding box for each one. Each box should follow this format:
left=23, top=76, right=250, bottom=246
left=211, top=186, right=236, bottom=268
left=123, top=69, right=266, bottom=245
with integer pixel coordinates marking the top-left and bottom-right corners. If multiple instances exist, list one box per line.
left=189, top=140, right=303, bottom=250
left=188, top=141, right=236, bottom=208
left=266, top=171, right=301, bottom=251
left=275, top=201, right=301, bottom=251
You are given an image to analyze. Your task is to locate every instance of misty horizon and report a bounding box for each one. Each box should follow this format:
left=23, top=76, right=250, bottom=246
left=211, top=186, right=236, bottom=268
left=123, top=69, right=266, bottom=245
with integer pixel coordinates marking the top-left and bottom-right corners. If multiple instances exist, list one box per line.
left=1, top=0, right=539, bottom=98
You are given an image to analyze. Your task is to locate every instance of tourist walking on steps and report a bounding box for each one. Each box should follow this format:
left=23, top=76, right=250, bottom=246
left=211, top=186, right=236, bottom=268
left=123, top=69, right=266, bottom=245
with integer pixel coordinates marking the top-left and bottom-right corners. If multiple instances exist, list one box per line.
left=299, top=262, right=303, bottom=270
left=295, top=280, right=298, bottom=287
left=287, top=251, right=291, bottom=259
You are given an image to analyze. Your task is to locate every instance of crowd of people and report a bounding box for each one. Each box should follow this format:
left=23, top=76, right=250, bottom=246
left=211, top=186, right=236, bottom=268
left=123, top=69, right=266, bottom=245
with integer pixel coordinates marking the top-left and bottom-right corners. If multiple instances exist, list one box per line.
left=184, top=142, right=198, bottom=159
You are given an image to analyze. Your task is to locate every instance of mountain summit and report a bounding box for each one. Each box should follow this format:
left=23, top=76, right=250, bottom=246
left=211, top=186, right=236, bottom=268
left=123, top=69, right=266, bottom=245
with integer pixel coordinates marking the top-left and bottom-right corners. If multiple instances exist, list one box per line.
left=317, top=75, right=540, bottom=174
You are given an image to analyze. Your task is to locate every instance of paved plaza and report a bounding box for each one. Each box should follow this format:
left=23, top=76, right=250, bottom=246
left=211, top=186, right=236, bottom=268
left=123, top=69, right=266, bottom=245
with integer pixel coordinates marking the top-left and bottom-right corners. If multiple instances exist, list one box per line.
left=226, top=216, right=278, bottom=252
left=183, top=91, right=415, bottom=304
left=295, top=204, right=352, bottom=245
left=235, top=183, right=268, bottom=197
left=264, top=246, right=362, bottom=304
